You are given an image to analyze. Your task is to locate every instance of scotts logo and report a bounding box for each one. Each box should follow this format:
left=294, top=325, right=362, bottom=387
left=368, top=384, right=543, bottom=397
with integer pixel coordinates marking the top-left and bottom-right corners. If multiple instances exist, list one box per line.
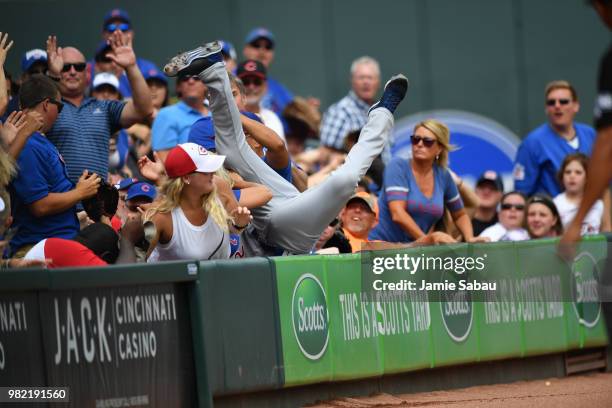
left=291, top=274, right=329, bottom=360
left=571, top=252, right=601, bottom=328
left=440, top=270, right=473, bottom=342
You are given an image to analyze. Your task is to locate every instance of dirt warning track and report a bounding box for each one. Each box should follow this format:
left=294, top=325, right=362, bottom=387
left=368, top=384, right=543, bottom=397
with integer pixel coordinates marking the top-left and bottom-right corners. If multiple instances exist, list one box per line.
left=310, top=372, right=612, bottom=408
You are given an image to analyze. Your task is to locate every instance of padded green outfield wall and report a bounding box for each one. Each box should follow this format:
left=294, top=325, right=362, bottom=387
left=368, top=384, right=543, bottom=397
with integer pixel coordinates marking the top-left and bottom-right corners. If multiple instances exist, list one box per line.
left=0, top=237, right=608, bottom=406
left=273, top=236, right=609, bottom=388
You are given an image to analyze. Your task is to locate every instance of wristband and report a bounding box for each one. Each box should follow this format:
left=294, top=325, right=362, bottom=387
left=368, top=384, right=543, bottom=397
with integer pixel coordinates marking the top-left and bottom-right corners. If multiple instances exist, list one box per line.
left=232, top=222, right=249, bottom=231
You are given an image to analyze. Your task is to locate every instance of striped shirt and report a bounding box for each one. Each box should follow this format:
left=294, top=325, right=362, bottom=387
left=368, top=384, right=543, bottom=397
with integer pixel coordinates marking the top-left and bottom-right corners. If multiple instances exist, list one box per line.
left=320, top=91, right=370, bottom=150
left=47, top=97, right=125, bottom=183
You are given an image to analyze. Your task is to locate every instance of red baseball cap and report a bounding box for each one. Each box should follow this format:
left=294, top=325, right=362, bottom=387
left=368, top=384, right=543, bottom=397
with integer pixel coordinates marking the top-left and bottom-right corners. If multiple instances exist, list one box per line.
left=164, top=143, right=226, bottom=178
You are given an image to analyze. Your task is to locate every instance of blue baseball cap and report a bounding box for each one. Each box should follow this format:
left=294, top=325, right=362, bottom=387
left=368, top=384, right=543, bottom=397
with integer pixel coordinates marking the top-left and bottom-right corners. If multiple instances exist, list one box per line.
left=104, top=9, right=131, bottom=26
left=114, top=177, right=139, bottom=191
left=245, top=27, right=275, bottom=47
left=241, top=111, right=264, bottom=124
left=21, top=49, right=47, bottom=73
left=126, top=182, right=157, bottom=202
left=219, top=40, right=237, bottom=61
left=188, top=117, right=216, bottom=151
left=143, top=66, right=167, bottom=85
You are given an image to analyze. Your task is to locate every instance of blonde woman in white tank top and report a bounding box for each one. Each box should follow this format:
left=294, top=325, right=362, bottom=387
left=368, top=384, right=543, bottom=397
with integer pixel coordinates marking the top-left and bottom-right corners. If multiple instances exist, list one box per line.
left=144, top=143, right=252, bottom=262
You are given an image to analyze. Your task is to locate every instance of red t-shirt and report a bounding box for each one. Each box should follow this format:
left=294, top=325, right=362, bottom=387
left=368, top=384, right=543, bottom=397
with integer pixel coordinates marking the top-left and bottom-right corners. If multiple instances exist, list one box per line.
left=25, top=238, right=107, bottom=268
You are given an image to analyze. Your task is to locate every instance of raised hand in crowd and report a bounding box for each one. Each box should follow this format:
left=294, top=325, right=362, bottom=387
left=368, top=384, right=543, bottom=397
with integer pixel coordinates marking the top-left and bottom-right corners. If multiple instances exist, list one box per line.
left=137, top=152, right=165, bottom=185
left=0, top=32, right=13, bottom=69
left=105, top=30, right=136, bottom=69
left=75, top=170, right=102, bottom=199
left=105, top=30, right=154, bottom=126
left=45, top=35, right=64, bottom=77
left=0, top=32, right=14, bottom=117
left=4, top=111, right=44, bottom=159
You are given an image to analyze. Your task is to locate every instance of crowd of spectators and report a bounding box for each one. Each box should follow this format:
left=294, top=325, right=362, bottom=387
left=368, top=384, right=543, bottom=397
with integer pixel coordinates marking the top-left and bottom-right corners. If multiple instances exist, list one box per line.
left=0, top=5, right=610, bottom=268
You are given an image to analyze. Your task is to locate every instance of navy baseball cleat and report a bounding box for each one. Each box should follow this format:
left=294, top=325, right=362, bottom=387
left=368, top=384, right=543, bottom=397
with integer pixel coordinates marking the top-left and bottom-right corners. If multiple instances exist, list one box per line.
left=164, top=41, right=223, bottom=77
left=369, top=74, right=409, bottom=114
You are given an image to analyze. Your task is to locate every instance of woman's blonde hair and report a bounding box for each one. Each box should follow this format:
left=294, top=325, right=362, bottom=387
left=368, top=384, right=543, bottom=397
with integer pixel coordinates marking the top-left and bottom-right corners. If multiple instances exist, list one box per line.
left=413, top=119, right=456, bottom=168
left=0, top=151, right=16, bottom=187
left=144, top=174, right=232, bottom=233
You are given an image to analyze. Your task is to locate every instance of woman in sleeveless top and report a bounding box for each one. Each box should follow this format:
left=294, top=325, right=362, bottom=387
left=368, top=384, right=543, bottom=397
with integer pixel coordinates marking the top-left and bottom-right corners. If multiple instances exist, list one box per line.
left=144, top=143, right=251, bottom=261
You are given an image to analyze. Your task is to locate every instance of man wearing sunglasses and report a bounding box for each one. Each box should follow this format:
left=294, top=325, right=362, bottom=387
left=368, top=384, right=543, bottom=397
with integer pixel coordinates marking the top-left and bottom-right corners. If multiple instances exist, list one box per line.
left=9, top=75, right=101, bottom=257
left=151, top=71, right=209, bottom=161
left=242, top=27, right=294, bottom=116
left=44, top=32, right=153, bottom=185
left=93, top=8, right=159, bottom=99
left=513, top=80, right=596, bottom=197
left=236, top=59, right=285, bottom=141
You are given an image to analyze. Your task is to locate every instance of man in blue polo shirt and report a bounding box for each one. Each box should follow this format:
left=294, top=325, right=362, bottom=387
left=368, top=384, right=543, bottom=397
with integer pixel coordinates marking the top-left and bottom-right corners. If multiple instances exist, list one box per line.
left=151, top=71, right=209, bottom=161
left=9, top=75, right=101, bottom=257
left=44, top=32, right=153, bottom=184
left=513, top=80, right=596, bottom=196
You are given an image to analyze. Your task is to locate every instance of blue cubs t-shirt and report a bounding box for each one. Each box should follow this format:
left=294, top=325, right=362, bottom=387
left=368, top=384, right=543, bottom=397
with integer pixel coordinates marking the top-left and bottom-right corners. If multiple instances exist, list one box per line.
left=369, top=158, right=463, bottom=243
left=9, top=132, right=79, bottom=253
left=513, top=123, right=596, bottom=196
left=263, top=155, right=292, bottom=183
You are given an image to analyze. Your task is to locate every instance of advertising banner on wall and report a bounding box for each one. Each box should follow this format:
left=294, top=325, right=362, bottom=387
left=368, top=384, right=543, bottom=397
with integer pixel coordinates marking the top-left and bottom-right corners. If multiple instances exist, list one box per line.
left=39, top=283, right=196, bottom=407
left=274, top=238, right=609, bottom=387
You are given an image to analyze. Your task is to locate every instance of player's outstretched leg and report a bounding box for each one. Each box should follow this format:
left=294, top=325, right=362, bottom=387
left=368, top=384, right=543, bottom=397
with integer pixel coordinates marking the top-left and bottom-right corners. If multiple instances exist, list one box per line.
left=369, top=74, right=409, bottom=115
left=267, top=74, right=410, bottom=254
left=163, top=41, right=223, bottom=77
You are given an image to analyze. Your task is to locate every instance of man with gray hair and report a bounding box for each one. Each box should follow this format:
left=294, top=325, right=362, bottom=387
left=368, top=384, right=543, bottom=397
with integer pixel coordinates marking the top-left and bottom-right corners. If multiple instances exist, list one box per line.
left=320, top=56, right=381, bottom=151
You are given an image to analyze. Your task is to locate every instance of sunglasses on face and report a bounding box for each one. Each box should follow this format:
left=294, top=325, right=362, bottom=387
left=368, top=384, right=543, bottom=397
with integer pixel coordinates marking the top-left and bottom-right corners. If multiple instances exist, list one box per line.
left=501, top=203, right=525, bottom=211
left=48, top=98, right=64, bottom=113
left=242, top=77, right=263, bottom=87
left=410, top=135, right=437, bottom=148
left=546, top=98, right=570, bottom=107
left=105, top=23, right=131, bottom=33
left=62, top=62, right=87, bottom=73
left=250, top=41, right=273, bottom=50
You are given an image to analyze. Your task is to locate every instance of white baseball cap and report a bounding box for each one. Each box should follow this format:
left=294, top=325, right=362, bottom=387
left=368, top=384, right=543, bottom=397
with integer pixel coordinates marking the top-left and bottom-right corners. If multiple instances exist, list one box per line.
left=93, top=72, right=120, bottom=90
left=164, top=142, right=225, bottom=178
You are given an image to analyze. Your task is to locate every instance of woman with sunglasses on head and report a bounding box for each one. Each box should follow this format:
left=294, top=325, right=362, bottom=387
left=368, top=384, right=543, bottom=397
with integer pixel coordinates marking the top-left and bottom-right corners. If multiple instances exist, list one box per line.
left=369, top=119, right=486, bottom=244
left=525, top=195, right=563, bottom=239
left=144, top=142, right=251, bottom=261
left=479, top=192, right=529, bottom=242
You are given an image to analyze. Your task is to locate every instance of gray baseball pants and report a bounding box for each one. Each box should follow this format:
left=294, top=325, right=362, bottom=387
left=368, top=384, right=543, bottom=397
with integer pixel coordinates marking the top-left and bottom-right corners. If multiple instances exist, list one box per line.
left=199, top=63, right=394, bottom=254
